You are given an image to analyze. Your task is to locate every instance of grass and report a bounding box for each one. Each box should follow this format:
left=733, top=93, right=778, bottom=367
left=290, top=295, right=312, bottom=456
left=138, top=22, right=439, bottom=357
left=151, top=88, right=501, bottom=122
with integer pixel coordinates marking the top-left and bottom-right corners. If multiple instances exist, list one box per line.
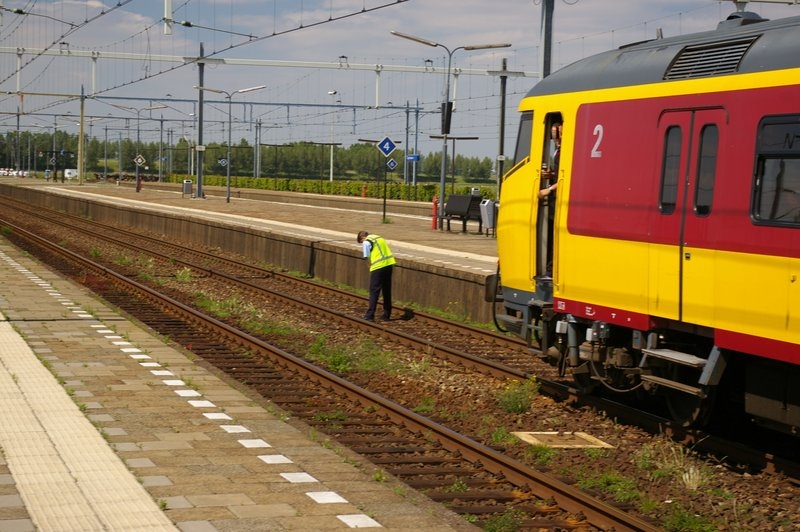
left=175, top=267, right=193, bottom=282
left=496, top=377, right=540, bottom=414
left=661, top=507, right=718, bottom=532
left=483, top=508, right=526, bottom=532
left=411, top=396, right=436, bottom=413
left=490, top=426, right=519, bottom=447
left=307, top=335, right=399, bottom=375
left=312, top=409, right=348, bottom=422
left=633, top=437, right=711, bottom=490
left=577, top=471, right=640, bottom=504
left=524, top=444, right=556, bottom=466
left=194, top=293, right=241, bottom=319
left=445, top=478, right=468, bottom=493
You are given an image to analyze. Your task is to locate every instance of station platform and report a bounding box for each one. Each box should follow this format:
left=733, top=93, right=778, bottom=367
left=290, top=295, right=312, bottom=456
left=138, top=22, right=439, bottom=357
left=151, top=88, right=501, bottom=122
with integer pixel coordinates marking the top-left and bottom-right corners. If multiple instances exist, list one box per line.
left=43, top=180, right=499, bottom=277
left=0, top=230, right=473, bottom=529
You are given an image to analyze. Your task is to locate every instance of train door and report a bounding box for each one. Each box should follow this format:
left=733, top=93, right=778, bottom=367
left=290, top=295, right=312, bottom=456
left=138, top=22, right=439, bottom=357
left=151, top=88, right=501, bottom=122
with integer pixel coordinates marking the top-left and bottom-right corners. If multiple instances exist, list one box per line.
left=535, top=113, right=563, bottom=281
left=656, top=108, right=727, bottom=324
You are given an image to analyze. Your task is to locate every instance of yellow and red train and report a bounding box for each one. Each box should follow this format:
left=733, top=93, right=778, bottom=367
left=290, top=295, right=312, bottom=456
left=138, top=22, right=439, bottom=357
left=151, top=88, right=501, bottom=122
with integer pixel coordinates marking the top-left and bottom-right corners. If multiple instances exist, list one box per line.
left=492, top=11, right=800, bottom=434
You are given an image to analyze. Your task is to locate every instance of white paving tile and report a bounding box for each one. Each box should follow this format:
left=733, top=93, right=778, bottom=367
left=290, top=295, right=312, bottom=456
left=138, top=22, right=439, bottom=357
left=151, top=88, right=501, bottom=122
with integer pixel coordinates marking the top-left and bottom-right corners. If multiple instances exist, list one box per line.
left=239, top=439, right=271, bottom=448
left=280, top=472, right=317, bottom=483
left=175, top=389, right=201, bottom=397
left=188, top=400, right=216, bottom=408
left=337, top=514, right=383, bottom=528
left=306, top=491, right=348, bottom=504
left=203, top=412, right=232, bottom=420
left=258, top=454, right=292, bottom=465
left=220, top=425, right=250, bottom=433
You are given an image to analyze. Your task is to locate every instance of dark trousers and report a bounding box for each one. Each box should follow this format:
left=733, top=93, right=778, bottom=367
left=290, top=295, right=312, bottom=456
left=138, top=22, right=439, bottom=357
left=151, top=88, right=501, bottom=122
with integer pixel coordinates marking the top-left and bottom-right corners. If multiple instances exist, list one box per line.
left=366, top=265, right=393, bottom=319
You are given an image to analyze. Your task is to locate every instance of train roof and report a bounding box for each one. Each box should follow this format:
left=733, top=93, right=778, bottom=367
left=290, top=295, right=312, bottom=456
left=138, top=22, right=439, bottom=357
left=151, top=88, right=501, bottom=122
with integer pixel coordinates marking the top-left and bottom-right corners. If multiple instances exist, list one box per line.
left=527, top=12, right=800, bottom=96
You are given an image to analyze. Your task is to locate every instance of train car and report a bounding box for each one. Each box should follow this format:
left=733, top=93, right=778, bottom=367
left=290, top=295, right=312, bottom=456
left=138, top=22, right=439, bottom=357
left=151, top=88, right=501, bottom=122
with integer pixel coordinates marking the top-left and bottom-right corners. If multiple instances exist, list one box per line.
left=490, top=11, right=800, bottom=434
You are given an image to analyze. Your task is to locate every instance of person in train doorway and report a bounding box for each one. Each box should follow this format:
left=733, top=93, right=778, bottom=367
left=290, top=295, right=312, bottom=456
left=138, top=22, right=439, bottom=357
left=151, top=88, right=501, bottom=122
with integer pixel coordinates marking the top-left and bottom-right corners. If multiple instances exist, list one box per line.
left=357, top=230, right=396, bottom=321
left=538, top=122, right=562, bottom=277
left=538, top=122, right=561, bottom=200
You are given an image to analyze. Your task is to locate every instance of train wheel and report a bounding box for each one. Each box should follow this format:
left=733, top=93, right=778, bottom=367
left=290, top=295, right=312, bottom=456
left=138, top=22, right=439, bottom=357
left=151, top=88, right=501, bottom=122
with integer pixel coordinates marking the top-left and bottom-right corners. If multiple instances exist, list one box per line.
left=665, top=366, right=715, bottom=427
left=666, top=389, right=714, bottom=427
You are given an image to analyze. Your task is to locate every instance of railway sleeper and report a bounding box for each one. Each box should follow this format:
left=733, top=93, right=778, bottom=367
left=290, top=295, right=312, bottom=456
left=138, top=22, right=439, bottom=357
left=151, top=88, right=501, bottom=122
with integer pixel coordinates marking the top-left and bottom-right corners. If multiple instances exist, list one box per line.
left=446, top=503, right=563, bottom=515
left=368, top=456, right=462, bottom=464
left=388, top=467, right=476, bottom=476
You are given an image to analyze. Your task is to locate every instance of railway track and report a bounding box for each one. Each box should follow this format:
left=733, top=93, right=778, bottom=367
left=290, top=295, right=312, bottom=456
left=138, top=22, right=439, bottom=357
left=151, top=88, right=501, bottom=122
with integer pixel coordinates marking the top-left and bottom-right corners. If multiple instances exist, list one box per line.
left=1, top=213, right=660, bottom=531
left=2, top=196, right=799, bottom=529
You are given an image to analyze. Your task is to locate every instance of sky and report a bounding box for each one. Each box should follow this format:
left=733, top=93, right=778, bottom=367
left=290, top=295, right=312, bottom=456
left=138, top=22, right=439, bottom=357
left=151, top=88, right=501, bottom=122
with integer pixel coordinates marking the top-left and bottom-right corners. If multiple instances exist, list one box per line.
left=1, top=0, right=799, bottom=164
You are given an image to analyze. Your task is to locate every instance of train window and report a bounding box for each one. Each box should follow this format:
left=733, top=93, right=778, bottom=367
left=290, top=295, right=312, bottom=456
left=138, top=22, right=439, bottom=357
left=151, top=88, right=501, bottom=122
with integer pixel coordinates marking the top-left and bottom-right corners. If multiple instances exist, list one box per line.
left=694, top=125, right=718, bottom=216
left=511, top=111, right=533, bottom=168
left=753, top=117, right=800, bottom=226
left=754, top=158, right=800, bottom=225
left=659, top=126, right=682, bottom=214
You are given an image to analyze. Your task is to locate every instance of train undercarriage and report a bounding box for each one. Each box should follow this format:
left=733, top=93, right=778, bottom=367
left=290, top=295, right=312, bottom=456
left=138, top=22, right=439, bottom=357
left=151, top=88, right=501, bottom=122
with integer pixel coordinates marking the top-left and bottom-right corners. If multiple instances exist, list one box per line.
left=539, top=313, right=722, bottom=428
left=490, top=280, right=800, bottom=435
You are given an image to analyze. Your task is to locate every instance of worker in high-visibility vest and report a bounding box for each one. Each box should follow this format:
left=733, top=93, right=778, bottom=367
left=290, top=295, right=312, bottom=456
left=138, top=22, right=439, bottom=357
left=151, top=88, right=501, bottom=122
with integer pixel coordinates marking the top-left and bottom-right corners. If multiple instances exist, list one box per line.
left=357, top=230, right=396, bottom=321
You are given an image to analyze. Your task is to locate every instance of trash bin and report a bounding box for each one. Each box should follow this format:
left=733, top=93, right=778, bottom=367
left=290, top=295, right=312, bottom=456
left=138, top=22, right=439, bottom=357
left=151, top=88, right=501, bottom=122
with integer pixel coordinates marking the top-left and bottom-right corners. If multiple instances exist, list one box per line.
left=470, top=187, right=481, bottom=196
left=480, top=199, right=498, bottom=235
left=182, top=179, right=193, bottom=197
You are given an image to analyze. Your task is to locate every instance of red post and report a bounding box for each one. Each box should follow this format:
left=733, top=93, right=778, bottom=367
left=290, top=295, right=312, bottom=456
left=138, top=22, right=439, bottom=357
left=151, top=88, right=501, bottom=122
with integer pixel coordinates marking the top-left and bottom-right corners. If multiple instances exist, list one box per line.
left=431, top=196, right=439, bottom=230
left=361, top=183, right=367, bottom=198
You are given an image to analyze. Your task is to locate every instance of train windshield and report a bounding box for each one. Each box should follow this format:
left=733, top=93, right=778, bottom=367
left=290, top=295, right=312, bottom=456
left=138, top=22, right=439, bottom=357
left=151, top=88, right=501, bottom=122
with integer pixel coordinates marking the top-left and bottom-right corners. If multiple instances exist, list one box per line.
left=511, top=111, right=533, bottom=168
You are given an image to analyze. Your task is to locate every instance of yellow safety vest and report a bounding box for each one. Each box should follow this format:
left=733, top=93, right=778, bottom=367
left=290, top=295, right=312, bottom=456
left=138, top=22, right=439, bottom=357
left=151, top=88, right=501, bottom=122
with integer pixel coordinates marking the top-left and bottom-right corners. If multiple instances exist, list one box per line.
left=366, top=234, right=396, bottom=272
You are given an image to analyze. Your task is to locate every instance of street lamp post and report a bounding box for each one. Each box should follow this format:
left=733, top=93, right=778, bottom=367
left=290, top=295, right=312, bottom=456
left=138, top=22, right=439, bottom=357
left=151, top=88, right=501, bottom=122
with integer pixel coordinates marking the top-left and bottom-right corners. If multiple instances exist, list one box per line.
left=194, top=85, right=266, bottom=202
left=327, top=90, right=339, bottom=181
left=391, top=30, right=510, bottom=229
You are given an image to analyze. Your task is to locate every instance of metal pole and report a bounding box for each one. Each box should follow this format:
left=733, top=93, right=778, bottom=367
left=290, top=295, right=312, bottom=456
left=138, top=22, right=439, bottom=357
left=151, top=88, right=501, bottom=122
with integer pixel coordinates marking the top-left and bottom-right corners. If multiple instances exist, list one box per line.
left=413, top=99, right=419, bottom=187
left=328, top=90, right=337, bottom=182
left=135, top=109, right=141, bottom=192
left=78, top=86, right=85, bottom=185
left=158, top=116, right=164, bottom=182
left=404, top=102, right=409, bottom=186
left=451, top=137, right=456, bottom=194
left=438, top=49, right=453, bottom=230
left=498, top=58, right=507, bottom=196
left=52, top=116, right=57, bottom=180
left=226, top=94, right=232, bottom=202
left=117, top=132, right=122, bottom=182
left=196, top=42, right=205, bottom=199
left=542, top=0, right=555, bottom=78
left=103, top=126, right=108, bottom=179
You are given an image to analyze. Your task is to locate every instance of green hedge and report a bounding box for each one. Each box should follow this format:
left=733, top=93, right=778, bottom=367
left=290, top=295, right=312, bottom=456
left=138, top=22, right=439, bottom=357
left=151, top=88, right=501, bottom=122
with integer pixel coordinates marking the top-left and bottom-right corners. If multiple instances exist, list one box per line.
left=166, top=174, right=496, bottom=201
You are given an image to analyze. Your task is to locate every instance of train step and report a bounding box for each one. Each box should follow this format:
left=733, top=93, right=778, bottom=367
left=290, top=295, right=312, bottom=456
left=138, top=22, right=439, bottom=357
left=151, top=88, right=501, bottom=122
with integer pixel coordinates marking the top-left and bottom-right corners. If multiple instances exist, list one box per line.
left=641, top=348, right=707, bottom=368
left=496, top=314, right=523, bottom=336
left=639, top=374, right=705, bottom=397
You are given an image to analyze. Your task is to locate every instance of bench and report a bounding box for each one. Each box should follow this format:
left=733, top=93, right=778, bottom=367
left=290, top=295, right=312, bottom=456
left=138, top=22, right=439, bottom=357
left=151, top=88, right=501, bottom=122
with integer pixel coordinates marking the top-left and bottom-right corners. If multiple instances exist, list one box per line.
left=444, top=194, right=483, bottom=233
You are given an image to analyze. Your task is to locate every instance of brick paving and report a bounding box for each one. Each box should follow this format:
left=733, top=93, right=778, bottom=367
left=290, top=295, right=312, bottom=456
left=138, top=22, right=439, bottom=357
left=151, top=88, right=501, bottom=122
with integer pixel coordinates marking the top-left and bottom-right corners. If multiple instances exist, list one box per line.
left=0, top=237, right=474, bottom=531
